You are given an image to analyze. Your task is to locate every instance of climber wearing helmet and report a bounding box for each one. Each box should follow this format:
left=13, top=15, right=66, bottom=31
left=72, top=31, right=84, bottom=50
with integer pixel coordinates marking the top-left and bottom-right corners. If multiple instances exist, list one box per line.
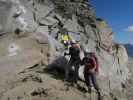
left=60, top=29, right=72, bottom=49
left=64, top=40, right=81, bottom=85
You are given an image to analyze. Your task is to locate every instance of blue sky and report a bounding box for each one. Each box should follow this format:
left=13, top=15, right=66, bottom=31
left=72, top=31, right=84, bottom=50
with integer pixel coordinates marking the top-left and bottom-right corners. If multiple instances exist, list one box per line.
left=90, top=0, right=133, bottom=44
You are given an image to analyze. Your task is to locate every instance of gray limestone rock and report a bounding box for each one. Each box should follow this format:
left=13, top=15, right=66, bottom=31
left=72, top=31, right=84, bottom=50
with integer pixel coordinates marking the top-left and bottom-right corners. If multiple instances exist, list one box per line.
left=0, top=1, right=12, bottom=33
left=0, top=0, right=130, bottom=100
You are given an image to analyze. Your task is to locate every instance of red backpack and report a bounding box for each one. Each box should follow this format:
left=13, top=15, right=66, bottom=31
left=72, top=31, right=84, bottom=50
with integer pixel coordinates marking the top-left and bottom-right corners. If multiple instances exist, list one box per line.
left=84, top=53, right=99, bottom=73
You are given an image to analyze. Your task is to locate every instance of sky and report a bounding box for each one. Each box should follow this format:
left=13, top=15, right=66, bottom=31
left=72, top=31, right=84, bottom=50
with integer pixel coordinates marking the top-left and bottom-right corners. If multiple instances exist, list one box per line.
left=90, top=0, right=133, bottom=44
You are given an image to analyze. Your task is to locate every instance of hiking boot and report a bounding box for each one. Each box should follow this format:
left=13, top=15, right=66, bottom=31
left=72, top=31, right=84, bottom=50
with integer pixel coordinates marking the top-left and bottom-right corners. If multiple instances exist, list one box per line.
left=64, top=81, right=70, bottom=86
left=64, top=82, right=70, bottom=91
left=97, top=90, right=104, bottom=100
left=64, top=85, right=69, bottom=91
left=73, top=83, right=79, bottom=88
left=98, top=93, right=103, bottom=100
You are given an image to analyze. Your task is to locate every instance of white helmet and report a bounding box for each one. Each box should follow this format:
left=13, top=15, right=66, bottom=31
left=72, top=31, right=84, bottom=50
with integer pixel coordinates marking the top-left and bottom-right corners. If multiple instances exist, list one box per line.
left=71, top=40, right=76, bottom=44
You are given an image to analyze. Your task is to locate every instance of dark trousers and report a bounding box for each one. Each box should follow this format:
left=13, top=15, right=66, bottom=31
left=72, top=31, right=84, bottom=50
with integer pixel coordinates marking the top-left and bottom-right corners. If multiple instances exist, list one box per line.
left=65, top=58, right=80, bottom=84
left=84, top=71, right=99, bottom=91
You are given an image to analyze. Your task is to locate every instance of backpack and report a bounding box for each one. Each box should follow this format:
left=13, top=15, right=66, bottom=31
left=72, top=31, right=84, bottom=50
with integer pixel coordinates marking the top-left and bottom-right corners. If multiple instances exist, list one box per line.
left=83, top=53, right=99, bottom=73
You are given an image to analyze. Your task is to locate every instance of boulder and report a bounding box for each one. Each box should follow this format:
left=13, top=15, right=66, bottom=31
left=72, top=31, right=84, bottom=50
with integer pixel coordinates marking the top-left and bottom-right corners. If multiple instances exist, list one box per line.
left=39, top=17, right=59, bottom=26
left=0, top=34, right=48, bottom=75
left=0, top=0, right=130, bottom=99
left=63, top=15, right=80, bottom=33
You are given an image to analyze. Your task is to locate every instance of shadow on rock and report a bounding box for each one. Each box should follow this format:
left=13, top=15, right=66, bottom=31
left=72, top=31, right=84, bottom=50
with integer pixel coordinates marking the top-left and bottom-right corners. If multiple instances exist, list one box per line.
left=44, top=56, right=69, bottom=80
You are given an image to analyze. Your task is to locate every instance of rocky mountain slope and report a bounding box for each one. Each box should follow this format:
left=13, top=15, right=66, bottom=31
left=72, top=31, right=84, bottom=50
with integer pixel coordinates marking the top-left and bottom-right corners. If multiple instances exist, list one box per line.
left=0, top=0, right=131, bottom=100
left=125, top=57, right=133, bottom=100
left=124, top=44, right=133, bottom=58
left=123, top=44, right=133, bottom=100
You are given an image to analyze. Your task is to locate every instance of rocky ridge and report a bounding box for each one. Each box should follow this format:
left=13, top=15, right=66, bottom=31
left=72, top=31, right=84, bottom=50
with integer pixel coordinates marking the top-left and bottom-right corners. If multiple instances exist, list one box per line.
left=0, top=0, right=130, bottom=100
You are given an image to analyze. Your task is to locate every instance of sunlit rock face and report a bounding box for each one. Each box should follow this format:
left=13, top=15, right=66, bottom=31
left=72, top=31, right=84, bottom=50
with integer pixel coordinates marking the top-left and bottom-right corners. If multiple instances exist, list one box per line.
left=0, top=1, right=12, bottom=34
left=0, top=0, right=130, bottom=100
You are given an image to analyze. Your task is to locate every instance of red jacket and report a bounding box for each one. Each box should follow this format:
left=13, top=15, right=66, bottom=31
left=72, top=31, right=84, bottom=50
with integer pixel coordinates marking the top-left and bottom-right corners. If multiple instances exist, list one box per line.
left=83, top=56, right=99, bottom=73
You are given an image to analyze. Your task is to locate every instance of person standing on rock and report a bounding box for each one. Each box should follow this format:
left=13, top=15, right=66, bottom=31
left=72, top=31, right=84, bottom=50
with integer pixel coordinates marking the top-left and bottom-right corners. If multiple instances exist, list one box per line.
left=64, top=40, right=81, bottom=85
left=81, top=52, right=102, bottom=99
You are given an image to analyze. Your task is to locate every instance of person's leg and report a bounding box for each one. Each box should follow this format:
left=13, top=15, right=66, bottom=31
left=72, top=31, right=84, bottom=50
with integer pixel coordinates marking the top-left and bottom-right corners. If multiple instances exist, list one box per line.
left=90, top=72, right=100, bottom=92
left=90, top=72, right=102, bottom=100
left=65, top=59, right=73, bottom=82
left=73, top=61, right=80, bottom=84
left=84, top=72, right=92, bottom=92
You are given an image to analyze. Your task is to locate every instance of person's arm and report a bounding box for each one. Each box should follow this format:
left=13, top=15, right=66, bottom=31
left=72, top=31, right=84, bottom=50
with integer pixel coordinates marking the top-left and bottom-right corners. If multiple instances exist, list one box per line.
left=80, top=58, right=85, bottom=65
left=92, top=57, right=97, bottom=71
left=80, top=57, right=88, bottom=65
left=64, top=47, right=71, bottom=56
left=64, top=52, right=69, bottom=56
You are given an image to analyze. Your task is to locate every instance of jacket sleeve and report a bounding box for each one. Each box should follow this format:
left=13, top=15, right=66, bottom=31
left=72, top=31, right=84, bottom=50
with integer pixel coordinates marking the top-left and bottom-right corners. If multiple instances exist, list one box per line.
left=92, top=57, right=96, bottom=70
left=80, top=58, right=84, bottom=65
left=80, top=57, right=87, bottom=65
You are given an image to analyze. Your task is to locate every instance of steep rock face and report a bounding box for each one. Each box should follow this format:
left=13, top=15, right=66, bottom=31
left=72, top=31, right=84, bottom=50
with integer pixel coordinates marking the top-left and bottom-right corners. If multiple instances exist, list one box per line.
left=0, top=33, right=49, bottom=74
left=0, top=0, right=129, bottom=100
left=124, top=44, right=133, bottom=58
left=123, top=44, right=133, bottom=100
